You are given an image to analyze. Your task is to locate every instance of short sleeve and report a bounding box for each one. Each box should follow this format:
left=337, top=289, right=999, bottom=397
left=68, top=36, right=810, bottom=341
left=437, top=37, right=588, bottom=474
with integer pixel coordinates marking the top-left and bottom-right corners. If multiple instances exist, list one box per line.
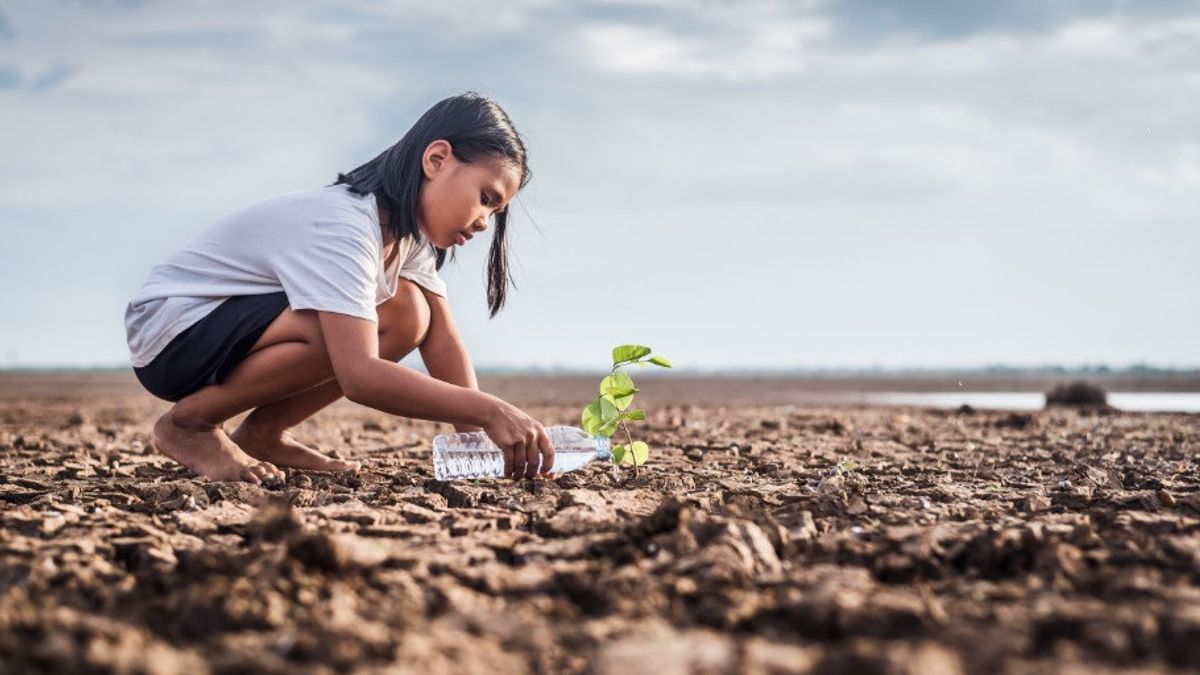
left=272, top=216, right=381, bottom=322
left=398, top=233, right=448, bottom=297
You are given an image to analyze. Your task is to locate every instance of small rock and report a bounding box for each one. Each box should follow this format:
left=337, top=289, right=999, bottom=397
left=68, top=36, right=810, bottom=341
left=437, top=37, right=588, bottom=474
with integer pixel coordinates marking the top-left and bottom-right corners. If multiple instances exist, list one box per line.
left=674, top=578, right=697, bottom=595
left=40, top=514, right=67, bottom=536
left=1157, top=490, right=1177, bottom=507
left=1045, top=380, right=1108, bottom=408
left=287, top=532, right=350, bottom=571
left=818, top=641, right=963, bottom=675
left=996, top=412, right=1033, bottom=429
left=788, top=510, right=819, bottom=541
left=742, top=638, right=819, bottom=674
left=247, top=499, right=303, bottom=541
left=845, top=495, right=868, bottom=515
left=596, top=630, right=734, bottom=675
left=1016, top=495, right=1052, bottom=513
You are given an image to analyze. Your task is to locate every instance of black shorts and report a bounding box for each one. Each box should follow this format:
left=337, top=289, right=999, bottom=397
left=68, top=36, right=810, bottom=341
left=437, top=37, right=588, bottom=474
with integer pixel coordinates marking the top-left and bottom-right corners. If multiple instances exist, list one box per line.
left=133, top=292, right=290, bottom=402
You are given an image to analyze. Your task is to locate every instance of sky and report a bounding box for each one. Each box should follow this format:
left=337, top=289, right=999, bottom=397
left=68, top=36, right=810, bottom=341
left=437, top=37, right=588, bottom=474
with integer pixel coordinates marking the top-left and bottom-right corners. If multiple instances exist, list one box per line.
left=0, top=0, right=1197, bottom=371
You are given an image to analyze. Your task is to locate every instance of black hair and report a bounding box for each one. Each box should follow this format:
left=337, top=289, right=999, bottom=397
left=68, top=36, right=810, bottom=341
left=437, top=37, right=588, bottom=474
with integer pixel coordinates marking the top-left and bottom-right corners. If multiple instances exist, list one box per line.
left=333, top=92, right=530, bottom=318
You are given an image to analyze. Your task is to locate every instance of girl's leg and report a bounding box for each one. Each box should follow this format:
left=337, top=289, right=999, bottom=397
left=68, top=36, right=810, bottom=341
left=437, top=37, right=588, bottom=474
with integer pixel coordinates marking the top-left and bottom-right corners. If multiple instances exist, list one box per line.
left=152, top=280, right=431, bottom=483
left=229, top=283, right=431, bottom=471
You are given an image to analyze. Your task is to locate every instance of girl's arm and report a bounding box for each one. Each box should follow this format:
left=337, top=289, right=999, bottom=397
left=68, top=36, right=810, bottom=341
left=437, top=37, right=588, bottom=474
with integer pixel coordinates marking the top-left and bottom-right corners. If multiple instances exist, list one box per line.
left=319, top=310, right=492, bottom=427
left=318, top=310, right=555, bottom=477
left=417, top=288, right=482, bottom=433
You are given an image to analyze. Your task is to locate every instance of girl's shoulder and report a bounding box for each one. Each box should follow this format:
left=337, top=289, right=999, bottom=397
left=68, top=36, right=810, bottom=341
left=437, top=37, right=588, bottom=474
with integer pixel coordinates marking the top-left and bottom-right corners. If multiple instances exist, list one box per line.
left=216, top=184, right=380, bottom=238
left=281, top=183, right=376, bottom=217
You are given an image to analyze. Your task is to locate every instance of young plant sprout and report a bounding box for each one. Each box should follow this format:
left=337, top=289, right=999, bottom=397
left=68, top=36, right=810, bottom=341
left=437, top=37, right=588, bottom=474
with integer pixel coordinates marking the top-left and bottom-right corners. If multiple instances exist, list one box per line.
left=580, top=344, right=672, bottom=477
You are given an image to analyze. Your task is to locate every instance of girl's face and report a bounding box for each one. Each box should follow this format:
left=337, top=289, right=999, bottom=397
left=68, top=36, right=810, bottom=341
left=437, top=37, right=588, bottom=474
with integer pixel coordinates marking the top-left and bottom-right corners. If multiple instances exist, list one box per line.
left=416, top=140, right=522, bottom=249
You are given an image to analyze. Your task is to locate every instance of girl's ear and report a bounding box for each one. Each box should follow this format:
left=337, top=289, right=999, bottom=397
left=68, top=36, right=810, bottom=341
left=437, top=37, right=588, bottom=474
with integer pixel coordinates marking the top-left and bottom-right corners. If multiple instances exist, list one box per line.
left=422, top=139, right=452, bottom=180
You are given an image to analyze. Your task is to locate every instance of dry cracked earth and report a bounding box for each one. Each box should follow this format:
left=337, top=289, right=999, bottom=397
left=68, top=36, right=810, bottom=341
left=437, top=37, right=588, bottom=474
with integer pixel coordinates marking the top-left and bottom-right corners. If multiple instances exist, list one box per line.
left=1, top=374, right=1199, bottom=674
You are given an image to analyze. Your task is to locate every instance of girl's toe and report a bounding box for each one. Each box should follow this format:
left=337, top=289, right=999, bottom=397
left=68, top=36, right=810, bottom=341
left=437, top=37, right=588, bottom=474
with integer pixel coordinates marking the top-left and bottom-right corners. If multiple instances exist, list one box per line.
left=252, top=461, right=284, bottom=482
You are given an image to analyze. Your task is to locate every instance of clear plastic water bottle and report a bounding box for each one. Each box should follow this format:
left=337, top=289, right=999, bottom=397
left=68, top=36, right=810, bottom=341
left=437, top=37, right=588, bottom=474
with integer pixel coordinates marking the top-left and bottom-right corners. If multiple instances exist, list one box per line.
left=432, top=425, right=611, bottom=480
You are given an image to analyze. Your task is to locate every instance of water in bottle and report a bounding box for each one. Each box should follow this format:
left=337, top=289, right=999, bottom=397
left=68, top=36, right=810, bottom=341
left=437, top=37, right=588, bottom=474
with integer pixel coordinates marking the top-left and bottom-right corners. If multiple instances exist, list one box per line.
left=432, top=425, right=611, bottom=480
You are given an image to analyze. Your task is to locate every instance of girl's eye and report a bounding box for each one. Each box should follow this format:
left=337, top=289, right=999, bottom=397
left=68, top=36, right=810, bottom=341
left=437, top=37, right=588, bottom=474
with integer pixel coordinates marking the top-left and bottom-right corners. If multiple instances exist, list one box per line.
left=481, top=193, right=491, bottom=207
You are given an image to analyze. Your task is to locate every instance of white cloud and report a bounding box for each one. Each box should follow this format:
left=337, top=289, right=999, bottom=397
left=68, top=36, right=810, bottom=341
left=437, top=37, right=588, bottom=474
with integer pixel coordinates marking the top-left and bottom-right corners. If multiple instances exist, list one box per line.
left=330, top=0, right=556, bottom=33
left=575, top=4, right=830, bottom=80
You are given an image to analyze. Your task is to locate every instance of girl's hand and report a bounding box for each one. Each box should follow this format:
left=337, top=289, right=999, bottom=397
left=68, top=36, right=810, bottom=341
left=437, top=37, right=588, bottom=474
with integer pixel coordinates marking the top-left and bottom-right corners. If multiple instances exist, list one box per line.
left=481, top=397, right=555, bottom=479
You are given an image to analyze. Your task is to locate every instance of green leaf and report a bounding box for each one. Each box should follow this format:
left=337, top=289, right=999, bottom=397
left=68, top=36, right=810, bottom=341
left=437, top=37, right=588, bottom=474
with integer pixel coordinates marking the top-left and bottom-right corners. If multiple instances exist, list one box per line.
left=597, top=398, right=623, bottom=435
left=582, top=396, right=620, bottom=436
left=619, top=408, right=646, bottom=422
left=648, top=356, right=673, bottom=368
left=611, top=443, right=627, bottom=464
left=612, top=344, right=651, bottom=367
left=597, top=419, right=620, bottom=437
left=631, top=441, right=649, bottom=465
left=600, top=371, right=638, bottom=410
left=600, top=370, right=635, bottom=395
left=617, top=441, right=649, bottom=466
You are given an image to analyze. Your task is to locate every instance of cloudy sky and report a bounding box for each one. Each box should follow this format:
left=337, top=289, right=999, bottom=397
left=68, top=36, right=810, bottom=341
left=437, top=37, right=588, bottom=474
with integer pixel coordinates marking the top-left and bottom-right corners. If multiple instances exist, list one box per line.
left=1, top=0, right=1197, bottom=371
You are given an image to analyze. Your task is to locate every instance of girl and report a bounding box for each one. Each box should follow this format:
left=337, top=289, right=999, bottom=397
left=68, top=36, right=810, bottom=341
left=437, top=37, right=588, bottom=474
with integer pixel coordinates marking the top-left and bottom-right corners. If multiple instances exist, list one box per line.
left=124, top=92, right=554, bottom=484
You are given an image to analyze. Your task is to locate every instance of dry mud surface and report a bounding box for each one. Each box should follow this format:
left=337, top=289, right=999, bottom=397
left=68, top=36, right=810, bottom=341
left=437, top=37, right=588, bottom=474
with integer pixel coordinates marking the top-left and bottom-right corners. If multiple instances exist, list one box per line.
left=2, top=374, right=1199, bottom=674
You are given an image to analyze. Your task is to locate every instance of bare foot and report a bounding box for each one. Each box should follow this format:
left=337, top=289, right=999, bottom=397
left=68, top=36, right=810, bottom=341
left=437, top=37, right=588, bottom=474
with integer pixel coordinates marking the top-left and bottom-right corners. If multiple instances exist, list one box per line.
left=152, top=410, right=284, bottom=484
left=230, top=422, right=360, bottom=473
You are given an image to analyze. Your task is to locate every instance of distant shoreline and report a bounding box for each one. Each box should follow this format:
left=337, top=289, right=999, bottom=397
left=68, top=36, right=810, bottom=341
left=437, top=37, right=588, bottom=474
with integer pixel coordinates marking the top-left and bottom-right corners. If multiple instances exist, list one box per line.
left=3, top=365, right=1198, bottom=378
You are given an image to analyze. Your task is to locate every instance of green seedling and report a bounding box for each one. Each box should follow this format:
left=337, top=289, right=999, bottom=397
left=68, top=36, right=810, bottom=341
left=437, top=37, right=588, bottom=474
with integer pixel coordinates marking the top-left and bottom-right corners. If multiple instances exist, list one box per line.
left=580, top=344, right=672, bottom=478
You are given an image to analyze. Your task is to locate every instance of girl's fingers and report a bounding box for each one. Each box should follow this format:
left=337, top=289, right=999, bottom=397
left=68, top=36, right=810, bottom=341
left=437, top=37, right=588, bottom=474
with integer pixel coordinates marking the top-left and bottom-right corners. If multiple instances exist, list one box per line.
left=523, top=434, right=539, bottom=479
left=503, top=444, right=517, bottom=478
left=510, top=440, right=528, bottom=479
left=538, top=430, right=554, bottom=475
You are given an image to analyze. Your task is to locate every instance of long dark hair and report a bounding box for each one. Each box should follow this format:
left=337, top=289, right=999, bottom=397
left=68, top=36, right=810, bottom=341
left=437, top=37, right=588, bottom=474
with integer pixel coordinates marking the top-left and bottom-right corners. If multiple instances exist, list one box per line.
left=333, top=92, right=530, bottom=318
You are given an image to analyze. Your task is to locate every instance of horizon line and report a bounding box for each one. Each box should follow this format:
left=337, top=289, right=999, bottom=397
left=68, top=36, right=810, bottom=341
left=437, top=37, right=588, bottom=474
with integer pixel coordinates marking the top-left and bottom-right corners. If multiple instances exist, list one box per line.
left=3, top=363, right=1199, bottom=376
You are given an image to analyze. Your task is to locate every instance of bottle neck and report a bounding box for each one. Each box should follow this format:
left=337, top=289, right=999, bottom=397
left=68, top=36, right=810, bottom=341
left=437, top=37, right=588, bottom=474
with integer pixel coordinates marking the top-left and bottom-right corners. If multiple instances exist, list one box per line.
left=594, top=435, right=612, bottom=460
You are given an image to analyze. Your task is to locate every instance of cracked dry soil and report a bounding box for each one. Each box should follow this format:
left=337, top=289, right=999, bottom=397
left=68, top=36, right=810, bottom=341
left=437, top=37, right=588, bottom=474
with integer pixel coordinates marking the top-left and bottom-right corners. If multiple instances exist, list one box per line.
left=1, top=375, right=1199, bottom=674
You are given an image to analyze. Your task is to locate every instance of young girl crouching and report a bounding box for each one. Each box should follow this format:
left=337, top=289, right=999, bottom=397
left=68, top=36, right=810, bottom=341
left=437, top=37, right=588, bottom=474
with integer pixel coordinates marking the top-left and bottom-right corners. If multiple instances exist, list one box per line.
left=124, top=92, right=554, bottom=484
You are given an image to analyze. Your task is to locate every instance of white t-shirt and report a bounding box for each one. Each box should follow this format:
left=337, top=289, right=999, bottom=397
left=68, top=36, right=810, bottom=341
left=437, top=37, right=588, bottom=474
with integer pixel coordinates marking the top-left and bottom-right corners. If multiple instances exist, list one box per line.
left=124, top=184, right=447, bottom=368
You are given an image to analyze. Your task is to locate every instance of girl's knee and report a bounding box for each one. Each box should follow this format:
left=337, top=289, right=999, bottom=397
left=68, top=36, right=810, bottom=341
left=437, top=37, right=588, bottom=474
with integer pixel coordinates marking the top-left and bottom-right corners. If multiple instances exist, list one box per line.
left=378, top=280, right=431, bottom=359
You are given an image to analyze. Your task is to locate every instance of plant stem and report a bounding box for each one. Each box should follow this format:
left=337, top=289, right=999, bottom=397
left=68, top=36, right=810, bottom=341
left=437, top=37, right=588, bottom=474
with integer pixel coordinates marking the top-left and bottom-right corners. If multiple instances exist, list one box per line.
left=608, top=362, right=645, bottom=478
left=619, top=420, right=639, bottom=479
